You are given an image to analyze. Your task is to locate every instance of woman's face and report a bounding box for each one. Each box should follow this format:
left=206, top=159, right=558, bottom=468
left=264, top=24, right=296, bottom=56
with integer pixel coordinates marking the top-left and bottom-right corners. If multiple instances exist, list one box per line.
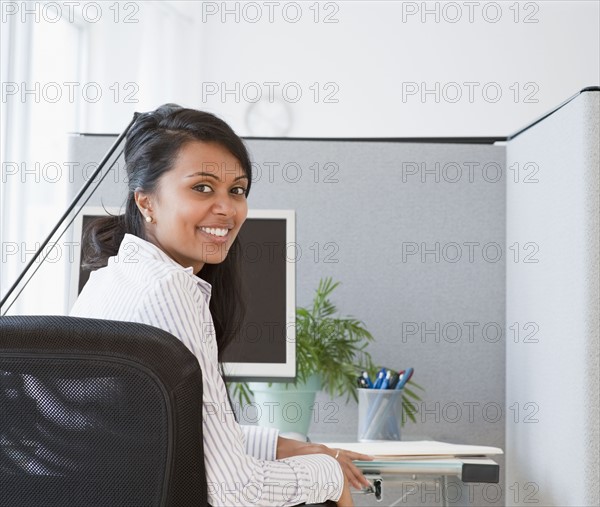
left=136, top=140, right=249, bottom=274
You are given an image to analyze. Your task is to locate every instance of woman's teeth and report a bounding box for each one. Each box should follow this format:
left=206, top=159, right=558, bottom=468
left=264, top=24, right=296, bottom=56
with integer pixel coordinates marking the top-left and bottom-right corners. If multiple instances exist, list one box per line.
left=200, top=227, right=228, bottom=237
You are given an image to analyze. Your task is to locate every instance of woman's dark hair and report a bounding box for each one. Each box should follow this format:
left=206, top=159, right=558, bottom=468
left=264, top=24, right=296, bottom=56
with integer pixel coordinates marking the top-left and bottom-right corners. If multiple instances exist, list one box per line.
left=82, top=104, right=252, bottom=370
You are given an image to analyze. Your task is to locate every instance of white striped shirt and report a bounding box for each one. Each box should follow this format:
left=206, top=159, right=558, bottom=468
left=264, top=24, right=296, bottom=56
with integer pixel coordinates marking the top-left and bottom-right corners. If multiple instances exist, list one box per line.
left=70, top=233, right=344, bottom=506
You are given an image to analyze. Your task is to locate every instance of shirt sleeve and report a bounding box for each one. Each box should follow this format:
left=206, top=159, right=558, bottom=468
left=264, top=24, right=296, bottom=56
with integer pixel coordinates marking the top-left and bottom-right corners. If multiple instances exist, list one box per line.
left=241, top=425, right=279, bottom=461
left=133, top=271, right=344, bottom=506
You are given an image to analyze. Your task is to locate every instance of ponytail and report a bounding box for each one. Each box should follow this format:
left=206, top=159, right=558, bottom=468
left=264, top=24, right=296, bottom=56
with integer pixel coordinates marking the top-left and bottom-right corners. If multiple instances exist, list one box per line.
left=81, top=197, right=145, bottom=270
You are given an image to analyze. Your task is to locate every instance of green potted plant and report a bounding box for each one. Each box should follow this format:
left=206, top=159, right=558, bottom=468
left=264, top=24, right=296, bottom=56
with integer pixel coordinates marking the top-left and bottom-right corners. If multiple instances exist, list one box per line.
left=231, top=277, right=422, bottom=435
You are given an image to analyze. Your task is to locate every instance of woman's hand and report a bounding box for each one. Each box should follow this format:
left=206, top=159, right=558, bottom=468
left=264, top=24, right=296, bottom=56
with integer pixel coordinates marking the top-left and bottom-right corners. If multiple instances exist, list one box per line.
left=327, top=446, right=374, bottom=491
left=335, top=475, right=354, bottom=507
left=276, top=436, right=374, bottom=490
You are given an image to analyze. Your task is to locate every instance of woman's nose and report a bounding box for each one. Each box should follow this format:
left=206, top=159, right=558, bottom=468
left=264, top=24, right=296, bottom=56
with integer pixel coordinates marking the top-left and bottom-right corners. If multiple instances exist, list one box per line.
left=212, top=193, right=236, bottom=216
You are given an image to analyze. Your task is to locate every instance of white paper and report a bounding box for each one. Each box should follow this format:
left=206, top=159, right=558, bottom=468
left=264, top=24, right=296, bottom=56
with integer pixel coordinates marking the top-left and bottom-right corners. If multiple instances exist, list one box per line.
left=318, top=440, right=504, bottom=458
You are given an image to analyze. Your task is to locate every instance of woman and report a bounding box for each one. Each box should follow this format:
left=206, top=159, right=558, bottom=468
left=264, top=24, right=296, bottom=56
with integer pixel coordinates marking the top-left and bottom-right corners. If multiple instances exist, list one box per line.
left=70, top=104, right=372, bottom=507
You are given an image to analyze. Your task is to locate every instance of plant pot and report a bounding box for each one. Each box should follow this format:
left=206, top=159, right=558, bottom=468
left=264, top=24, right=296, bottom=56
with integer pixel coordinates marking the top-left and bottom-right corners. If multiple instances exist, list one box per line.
left=248, top=374, right=321, bottom=437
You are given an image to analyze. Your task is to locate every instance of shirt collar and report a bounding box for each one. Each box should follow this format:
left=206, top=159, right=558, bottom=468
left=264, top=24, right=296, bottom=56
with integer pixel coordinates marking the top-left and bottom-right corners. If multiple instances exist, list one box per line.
left=119, top=233, right=212, bottom=298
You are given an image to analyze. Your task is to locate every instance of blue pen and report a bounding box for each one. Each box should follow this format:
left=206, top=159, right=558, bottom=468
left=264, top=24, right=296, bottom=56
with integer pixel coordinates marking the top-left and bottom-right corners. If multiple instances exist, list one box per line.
left=386, top=368, right=413, bottom=439
left=372, top=368, right=387, bottom=389
left=364, top=368, right=393, bottom=437
left=365, top=368, right=387, bottom=424
left=395, top=367, right=414, bottom=390
left=382, top=370, right=399, bottom=436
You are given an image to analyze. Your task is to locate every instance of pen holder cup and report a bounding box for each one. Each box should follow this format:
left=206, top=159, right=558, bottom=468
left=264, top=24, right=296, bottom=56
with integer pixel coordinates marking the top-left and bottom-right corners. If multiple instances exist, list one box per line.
left=357, top=387, right=403, bottom=442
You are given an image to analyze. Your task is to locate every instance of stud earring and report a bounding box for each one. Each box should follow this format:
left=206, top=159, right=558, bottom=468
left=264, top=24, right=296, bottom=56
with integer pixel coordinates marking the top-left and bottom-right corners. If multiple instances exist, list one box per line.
left=145, top=215, right=153, bottom=223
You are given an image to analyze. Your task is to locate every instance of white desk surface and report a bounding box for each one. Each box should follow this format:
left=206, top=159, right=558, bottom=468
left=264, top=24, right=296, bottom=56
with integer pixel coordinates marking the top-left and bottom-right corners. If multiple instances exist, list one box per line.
left=315, top=439, right=502, bottom=484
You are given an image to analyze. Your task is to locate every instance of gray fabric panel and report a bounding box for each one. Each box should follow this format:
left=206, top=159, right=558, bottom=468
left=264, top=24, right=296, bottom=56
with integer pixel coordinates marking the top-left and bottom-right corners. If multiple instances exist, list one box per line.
left=506, top=90, right=599, bottom=506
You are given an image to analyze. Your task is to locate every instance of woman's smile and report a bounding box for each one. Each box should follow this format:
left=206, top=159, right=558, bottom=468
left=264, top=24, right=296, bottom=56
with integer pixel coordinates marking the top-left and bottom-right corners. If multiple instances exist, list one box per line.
left=137, top=140, right=249, bottom=273
left=198, top=226, right=231, bottom=243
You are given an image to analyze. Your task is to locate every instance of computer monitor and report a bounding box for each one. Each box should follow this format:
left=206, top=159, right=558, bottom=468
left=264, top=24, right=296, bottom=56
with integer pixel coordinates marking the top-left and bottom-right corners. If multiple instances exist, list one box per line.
left=69, top=207, right=296, bottom=382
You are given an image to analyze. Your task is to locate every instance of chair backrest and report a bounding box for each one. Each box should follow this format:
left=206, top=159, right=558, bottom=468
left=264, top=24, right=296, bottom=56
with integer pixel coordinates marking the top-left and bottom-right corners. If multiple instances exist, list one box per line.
left=0, top=315, right=208, bottom=507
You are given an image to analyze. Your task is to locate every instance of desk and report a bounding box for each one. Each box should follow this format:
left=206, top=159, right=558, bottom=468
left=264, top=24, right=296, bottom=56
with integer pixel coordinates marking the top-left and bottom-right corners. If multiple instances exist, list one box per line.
left=353, top=457, right=499, bottom=506
left=317, top=440, right=502, bottom=507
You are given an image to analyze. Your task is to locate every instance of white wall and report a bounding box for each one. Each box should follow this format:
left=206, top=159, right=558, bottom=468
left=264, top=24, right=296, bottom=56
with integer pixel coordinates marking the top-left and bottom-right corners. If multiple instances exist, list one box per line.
left=81, top=1, right=203, bottom=132
left=194, top=0, right=599, bottom=137
left=77, top=1, right=600, bottom=137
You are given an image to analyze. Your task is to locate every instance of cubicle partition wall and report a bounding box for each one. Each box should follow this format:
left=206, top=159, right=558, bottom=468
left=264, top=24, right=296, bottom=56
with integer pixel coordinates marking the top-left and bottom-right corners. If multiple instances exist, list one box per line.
left=506, top=90, right=599, bottom=506
left=241, top=138, right=507, bottom=455
left=67, top=131, right=508, bottom=506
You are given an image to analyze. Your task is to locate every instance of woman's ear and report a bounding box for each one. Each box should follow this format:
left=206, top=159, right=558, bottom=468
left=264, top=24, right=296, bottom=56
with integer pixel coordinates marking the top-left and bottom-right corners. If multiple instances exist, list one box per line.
left=134, top=190, right=154, bottom=224
left=134, top=190, right=152, bottom=215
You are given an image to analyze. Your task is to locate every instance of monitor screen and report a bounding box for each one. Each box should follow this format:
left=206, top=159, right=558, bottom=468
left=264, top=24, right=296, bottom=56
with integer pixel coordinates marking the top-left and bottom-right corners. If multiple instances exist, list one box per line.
left=70, top=207, right=296, bottom=382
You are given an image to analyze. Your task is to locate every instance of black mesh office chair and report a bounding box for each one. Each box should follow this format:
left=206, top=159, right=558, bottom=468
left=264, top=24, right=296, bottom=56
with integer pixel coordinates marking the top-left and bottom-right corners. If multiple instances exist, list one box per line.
left=0, top=315, right=208, bottom=507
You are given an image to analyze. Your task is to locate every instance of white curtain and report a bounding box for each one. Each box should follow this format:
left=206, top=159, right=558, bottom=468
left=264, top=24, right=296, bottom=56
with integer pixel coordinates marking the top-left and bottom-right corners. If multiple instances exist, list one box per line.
left=81, top=1, right=203, bottom=132
left=1, top=5, right=82, bottom=315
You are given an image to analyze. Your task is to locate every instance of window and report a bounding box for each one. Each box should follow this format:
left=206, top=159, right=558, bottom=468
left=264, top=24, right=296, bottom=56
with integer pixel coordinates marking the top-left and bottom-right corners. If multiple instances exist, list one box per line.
left=1, top=4, right=85, bottom=314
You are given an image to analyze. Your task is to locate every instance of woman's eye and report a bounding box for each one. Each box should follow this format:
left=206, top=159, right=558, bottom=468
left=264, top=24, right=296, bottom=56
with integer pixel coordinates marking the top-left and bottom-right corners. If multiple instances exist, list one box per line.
left=193, top=184, right=212, bottom=193
left=232, top=187, right=247, bottom=195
